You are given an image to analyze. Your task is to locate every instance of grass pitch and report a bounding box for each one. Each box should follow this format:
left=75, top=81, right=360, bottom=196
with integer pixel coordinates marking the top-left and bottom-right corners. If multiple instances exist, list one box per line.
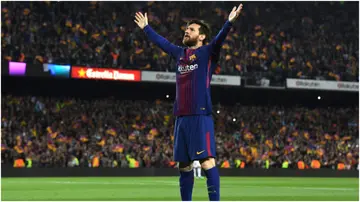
left=1, top=177, right=358, bottom=201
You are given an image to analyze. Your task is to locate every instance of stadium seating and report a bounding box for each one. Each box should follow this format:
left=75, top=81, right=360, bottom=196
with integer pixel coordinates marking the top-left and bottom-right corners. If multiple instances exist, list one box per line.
left=1, top=1, right=358, bottom=81
left=1, top=95, right=358, bottom=169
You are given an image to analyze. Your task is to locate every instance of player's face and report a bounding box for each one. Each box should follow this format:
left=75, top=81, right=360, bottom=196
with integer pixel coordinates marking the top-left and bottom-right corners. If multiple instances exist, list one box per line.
left=183, top=23, right=202, bottom=47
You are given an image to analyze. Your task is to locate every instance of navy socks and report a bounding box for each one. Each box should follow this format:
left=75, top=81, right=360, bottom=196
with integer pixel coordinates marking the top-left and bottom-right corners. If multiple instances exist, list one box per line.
left=179, top=170, right=194, bottom=201
left=204, top=166, right=220, bottom=201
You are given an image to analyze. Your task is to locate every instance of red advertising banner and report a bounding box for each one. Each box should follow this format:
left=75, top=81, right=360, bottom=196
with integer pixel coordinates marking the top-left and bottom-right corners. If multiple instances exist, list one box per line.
left=71, top=66, right=141, bottom=82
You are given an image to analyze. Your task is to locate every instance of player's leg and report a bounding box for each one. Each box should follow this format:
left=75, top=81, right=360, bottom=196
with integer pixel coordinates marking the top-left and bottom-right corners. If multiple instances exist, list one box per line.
left=200, top=157, right=219, bottom=200
left=189, top=115, right=219, bottom=201
left=178, top=161, right=194, bottom=200
left=174, top=117, right=194, bottom=201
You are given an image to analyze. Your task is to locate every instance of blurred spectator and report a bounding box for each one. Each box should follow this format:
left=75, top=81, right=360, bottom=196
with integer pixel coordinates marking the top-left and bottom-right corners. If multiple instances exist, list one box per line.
left=1, top=1, right=358, bottom=81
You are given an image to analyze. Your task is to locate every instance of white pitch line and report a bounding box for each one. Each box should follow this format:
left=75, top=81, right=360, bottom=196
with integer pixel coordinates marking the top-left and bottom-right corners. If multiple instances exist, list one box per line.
left=241, top=185, right=357, bottom=191
left=3, top=180, right=178, bottom=186
left=4, top=180, right=357, bottom=191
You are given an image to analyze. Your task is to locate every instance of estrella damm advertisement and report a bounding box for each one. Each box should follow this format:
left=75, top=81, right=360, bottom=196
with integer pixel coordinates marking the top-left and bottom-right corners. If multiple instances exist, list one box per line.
left=71, top=66, right=141, bottom=82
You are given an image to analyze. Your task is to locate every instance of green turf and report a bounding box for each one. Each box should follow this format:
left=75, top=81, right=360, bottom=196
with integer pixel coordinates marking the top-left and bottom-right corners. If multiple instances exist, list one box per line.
left=1, top=177, right=359, bottom=201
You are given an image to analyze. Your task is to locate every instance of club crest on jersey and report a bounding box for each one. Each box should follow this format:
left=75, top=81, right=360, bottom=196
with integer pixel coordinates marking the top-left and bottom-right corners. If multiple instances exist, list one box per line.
left=189, top=54, right=197, bottom=62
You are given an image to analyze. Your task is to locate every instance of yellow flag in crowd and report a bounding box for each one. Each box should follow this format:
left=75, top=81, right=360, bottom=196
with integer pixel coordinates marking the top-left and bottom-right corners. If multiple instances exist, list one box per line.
left=147, top=133, right=154, bottom=141
left=80, top=136, right=89, bottom=143
left=128, top=133, right=136, bottom=140
left=92, top=33, right=100, bottom=39
left=149, top=128, right=159, bottom=136
left=80, top=28, right=88, bottom=34
left=47, top=143, right=56, bottom=152
left=97, top=138, right=105, bottom=147
left=324, top=133, right=332, bottom=140
left=14, top=145, right=24, bottom=154
left=304, top=131, right=310, bottom=140
left=265, top=139, right=273, bottom=149
left=112, top=144, right=124, bottom=153
left=66, top=20, right=72, bottom=27
left=106, top=128, right=116, bottom=136
left=23, top=8, right=30, bottom=15
left=279, top=126, right=287, bottom=134
left=143, top=146, right=151, bottom=152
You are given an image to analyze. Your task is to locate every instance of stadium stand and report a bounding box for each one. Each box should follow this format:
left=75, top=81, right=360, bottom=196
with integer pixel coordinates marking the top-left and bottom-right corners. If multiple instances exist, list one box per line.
left=1, top=1, right=358, bottom=81
left=1, top=95, right=358, bottom=169
left=1, top=1, right=358, bottom=170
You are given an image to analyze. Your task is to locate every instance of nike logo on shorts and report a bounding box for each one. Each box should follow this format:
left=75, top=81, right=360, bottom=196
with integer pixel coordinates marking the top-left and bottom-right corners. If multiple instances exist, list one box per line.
left=196, top=150, right=205, bottom=155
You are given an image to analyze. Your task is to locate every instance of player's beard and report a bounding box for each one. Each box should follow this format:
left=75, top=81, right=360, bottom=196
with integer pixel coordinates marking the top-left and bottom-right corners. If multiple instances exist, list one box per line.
left=182, top=35, right=199, bottom=47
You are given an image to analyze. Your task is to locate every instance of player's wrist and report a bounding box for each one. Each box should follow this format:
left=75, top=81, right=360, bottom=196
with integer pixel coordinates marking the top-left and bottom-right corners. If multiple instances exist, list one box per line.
left=142, top=24, right=149, bottom=30
left=226, top=20, right=233, bottom=26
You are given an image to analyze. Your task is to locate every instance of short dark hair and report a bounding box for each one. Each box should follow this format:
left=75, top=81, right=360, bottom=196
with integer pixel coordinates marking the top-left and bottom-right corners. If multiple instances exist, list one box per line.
left=186, top=19, right=211, bottom=44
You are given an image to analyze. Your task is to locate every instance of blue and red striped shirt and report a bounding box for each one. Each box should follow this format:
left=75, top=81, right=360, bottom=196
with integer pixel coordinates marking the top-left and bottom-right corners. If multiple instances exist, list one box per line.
left=144, top=20, right=233, bottom=116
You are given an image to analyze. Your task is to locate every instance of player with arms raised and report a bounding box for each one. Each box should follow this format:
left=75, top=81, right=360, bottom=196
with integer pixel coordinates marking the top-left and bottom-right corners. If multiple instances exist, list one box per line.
left=135, top=3, right=243, bottom=201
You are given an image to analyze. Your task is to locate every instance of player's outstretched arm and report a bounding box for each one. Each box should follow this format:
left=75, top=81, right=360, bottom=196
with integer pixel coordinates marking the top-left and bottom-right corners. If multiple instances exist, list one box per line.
left=209, top=3, right=243, bottom=54
left=134, top=12, right=182, bottom=58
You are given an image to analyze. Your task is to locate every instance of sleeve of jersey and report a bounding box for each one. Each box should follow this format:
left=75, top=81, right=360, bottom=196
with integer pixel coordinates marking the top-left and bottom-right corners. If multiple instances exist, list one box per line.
left=143, top=25, right=182, bottom=58
left=209, top=20, right=233, bottom=56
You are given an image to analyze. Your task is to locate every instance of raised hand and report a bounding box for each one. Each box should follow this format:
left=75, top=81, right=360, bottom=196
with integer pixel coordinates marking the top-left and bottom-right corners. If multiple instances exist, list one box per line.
left=134, top=12, right=148, bottom=30
left=228, top=3, right=243, bottom=23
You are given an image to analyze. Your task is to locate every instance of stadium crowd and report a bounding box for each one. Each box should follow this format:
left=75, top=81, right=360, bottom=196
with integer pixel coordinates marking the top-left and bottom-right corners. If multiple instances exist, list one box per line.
left=1, top=1, right=359, bottom=81
left=2, top=95, right=358, bottom=170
